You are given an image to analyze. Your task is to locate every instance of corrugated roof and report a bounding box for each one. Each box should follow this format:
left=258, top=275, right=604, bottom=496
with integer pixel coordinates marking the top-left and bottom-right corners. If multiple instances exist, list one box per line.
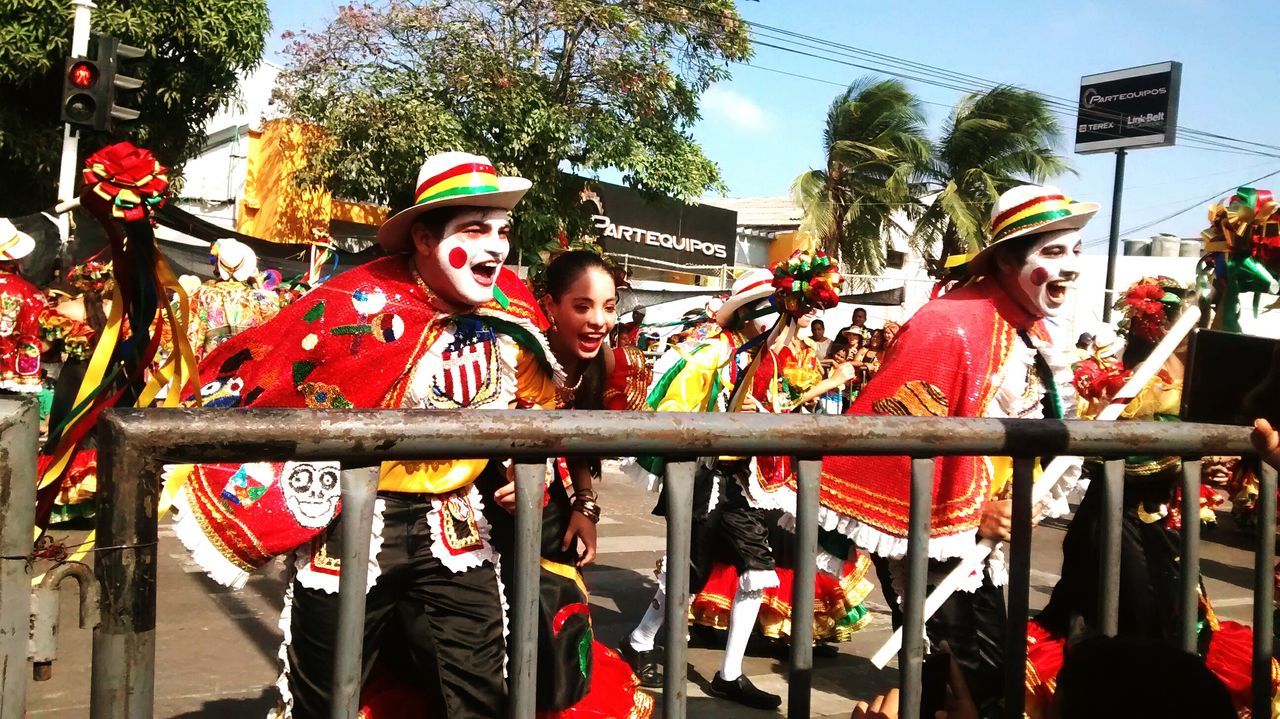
left=701, top=196, right=803, bottom=227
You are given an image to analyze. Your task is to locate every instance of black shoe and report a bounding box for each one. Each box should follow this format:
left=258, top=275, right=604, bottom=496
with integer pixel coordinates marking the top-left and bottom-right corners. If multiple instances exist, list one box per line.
left=618, top=640, right=664, bottom=689
left=708, top=671, right=782, bottom=710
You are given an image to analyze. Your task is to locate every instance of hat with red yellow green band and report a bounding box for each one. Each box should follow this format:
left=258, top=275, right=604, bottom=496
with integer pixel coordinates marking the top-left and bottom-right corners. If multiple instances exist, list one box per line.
left=965, top=185, right=1099, bottom=275
left=377, top=151, right=532, bottom=253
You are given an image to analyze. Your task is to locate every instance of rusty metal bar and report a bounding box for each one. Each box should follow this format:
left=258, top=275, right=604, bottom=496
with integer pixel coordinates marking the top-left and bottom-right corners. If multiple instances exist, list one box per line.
left=662, top=461, right=696, bottom=719
left=90, top=421, right=160, bottom=718
left=1099, top=459, right=1124, bottom=637
left=1254, top=463, right=1276, bottom=718
left=899, top=457, right=934, bottom=719
left=511, top=462, right=545, bottom=719
left=96, top=410, right=1254, bottom=463
left=787, top=459, right=821, bottom=717
left=1179, top=460, right=1202, bottom=654
left=0, top=398, right=36, bottom=718
left=1004, top=457, right=1035, bottom=719
left=333, top=467, right=378, bottom=719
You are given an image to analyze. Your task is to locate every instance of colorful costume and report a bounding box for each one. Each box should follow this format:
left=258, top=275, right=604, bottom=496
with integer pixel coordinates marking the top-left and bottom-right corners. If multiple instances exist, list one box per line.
left=168, top=257, right=562, bottom=718
left=0, top=265, right=45, bottom=393
left=184, top=278, right=283, bottom=359
left=1025, top=278, right=1280, bottom=718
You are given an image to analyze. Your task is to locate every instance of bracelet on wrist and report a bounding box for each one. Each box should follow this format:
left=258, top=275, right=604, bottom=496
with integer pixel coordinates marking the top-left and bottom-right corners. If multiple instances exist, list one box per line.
left=572, top=498, right=601, bottom=523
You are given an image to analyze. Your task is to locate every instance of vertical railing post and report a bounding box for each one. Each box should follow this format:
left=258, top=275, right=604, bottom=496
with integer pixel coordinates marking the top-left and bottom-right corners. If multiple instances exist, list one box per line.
left=511, top=461, right=546, bottom=719
left=1253, top=463, right=1276, bottom=719
left=1178, top=460, right=1202, bottom=654
left=1098, top=459, right=1124, bottom=636
left=0, top=399, right=36, bottom=718
left=91, top=420, right=160, bottom=719
left=332, top=467, right=379, bottom=719
left=662, top=461, right=697, bottom=719
left=899, top=457, right=935, bottom=719
left=787, top=459, right=821, bottom=718
left=1003, top=457, right=1034, bottom=719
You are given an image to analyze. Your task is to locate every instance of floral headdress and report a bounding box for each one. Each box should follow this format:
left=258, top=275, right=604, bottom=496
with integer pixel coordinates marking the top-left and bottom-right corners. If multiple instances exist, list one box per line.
left=529, top=236, right=629, bottom=297
left=66, top=260, right=114, bottom=295
left=1115, top=276, right=1185, bottom=343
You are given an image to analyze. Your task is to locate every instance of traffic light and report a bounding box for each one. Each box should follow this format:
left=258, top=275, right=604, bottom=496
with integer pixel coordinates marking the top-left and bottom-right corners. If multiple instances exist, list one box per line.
left=58, top=35, right=145, bottom=132
left=60, top=56, right=105, bottom=129
left=102, top=36, right=145, bottom=128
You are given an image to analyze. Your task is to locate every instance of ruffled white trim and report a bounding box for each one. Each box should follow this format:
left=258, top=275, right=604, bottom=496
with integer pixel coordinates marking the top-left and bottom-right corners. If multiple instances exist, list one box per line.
left=738, top=569, right=780, bottom=593
left=268, top=569, right=297, bottom=718
left=169, top=484, right=251, bottom=590
left=1036, top=458, right=1083, bottom=522
left=739, top=457, right=798, bottom=512
left=0, top=381, right=41, bottom=393
left=812, top=503, right=980, bottom=562
left=491, top=555, right=511, bottom=679
left=293, top=498, right=387, bottom=594
left=985, top=542, right=1008, bottom=589
left=815, top=549, right=845, bottom=579
left=427, top=484, right=497, bottom=574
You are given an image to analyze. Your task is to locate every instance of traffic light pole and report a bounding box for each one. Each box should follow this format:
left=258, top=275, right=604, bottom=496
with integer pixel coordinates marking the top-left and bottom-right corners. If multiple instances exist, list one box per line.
left=55, top=0, right=97, bottom=246
left=1101, top=147, right=1126, bottom=323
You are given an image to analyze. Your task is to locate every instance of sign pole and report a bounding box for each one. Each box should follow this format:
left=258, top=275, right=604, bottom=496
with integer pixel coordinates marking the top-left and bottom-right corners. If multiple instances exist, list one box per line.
left=56, top=0, right=97, bottom=247
left=1101, top=147, right=1126, bottom=323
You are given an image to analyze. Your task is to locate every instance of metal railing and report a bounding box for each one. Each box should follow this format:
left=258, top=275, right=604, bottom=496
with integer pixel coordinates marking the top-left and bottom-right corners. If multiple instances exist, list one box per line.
left=3, top=406, right=1274, bottom=718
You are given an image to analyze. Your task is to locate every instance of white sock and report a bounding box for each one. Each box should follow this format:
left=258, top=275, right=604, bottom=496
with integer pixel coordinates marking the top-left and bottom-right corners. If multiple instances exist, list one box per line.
left=720, top=587, right=764, bottom=681
left=628, top=586, right=666, bottom=651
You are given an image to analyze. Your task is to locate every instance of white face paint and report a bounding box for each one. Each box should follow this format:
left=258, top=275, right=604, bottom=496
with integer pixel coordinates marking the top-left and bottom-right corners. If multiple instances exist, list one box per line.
left=741, top=298, right=776, bottom=337
left=280, top=461, right=341, bottom=529
left=415, top=208, right=511, bottom=309
left=1004, top=229, right=1083, bottom=318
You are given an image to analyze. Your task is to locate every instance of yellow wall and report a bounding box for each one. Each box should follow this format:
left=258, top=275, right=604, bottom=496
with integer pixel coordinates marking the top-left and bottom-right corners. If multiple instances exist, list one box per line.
left=237, top=119, right=387, bottom=243
left=768, top=230, right=814, bottom=266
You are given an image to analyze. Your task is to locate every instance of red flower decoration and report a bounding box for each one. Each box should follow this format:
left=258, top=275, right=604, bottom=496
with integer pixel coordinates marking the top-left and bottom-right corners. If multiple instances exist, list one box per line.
left=82, top=142, right=170, bottom=222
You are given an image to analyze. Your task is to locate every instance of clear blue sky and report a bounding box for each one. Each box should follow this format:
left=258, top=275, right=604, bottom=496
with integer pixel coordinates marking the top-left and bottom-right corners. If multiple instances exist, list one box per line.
left=266, top=0, right=1280, bottom=250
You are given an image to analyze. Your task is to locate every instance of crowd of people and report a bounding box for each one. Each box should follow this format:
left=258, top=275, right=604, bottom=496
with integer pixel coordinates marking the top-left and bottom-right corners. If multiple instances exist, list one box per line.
left=12, top=151, right=1280, bottom=719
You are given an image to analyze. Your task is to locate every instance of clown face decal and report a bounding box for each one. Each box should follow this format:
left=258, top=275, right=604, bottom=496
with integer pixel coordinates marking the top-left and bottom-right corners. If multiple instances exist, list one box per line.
left=280, top=461, right=341, bottom=529
left=1007, top=229, right=1082, bottom=318
left=414, top=208, right=510, bottom=310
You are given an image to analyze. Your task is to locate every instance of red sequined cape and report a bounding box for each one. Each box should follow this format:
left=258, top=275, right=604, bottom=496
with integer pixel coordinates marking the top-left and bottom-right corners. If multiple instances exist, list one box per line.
left=816, top=279, right=1046, bottom=556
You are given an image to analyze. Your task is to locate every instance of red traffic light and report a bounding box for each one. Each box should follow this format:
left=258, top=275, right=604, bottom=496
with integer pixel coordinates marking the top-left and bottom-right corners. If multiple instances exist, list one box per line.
left=68, top=61, right=98, bottom=89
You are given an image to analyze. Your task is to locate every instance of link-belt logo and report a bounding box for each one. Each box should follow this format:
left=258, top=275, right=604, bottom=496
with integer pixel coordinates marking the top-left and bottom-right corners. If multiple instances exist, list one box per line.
left=1083, top=86, right=1167, bottom=107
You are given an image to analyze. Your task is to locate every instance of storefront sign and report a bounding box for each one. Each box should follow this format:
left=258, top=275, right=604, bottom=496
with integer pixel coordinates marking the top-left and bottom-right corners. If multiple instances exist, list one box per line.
left=579, top=179, right=734, bottom=264
left=1075, top=61, right=1182, bottom=154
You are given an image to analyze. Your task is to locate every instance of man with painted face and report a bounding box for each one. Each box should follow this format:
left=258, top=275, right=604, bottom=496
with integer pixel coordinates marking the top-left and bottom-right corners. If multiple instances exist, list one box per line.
left=621, top=269, right=789, bottom=709
left=168, top=152, right=562, bottom=718
left=814, top=185, right=1097, bottom=712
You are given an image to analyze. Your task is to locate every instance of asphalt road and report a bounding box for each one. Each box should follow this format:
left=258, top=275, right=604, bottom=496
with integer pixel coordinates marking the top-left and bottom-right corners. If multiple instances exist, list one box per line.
left=24, top=462, right=1265, bottom=718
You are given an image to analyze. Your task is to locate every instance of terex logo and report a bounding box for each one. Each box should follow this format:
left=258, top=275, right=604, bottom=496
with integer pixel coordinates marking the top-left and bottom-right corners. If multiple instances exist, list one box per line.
left=1083, top=86, right=1167, bottom=107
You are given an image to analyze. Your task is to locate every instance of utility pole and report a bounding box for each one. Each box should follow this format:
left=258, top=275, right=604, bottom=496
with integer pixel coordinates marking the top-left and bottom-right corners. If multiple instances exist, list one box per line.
left=1101, top=147, right=1126, bottom=323
left=56, top=0, right=96, bottom=246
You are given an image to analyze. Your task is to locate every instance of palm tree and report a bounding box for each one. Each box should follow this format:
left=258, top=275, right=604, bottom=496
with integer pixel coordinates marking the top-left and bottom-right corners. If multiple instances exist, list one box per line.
left=911, top=86, right=1072, bottom=269
left=791, top=77, right=930, bottom=279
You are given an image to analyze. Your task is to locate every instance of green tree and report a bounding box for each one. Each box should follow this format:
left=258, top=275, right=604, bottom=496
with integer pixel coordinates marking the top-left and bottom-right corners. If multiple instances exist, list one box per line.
left=274, top=0, right=751, bottom=255
left=790, top=77, right=930, bottom=279
left=911, top=86, right=1072, bottom=268
left=0, top=0, right=271, bottom=215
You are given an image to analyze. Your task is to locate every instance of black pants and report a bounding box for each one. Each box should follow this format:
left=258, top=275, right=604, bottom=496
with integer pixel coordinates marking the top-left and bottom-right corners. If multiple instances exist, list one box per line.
left=676, top=461, right=776, bottom=593
left=872, top=554, right=1007, bottom=714
left=286, top=494, right=507, bottom=719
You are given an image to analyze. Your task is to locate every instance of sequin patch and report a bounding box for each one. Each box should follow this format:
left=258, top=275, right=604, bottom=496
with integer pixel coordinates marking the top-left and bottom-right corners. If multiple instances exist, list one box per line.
left=352, top=288, right=387, bottom=315
left=370, top=313, right=404, bottom=343
left=301, top=333, right=318, bottom=350
left=303, top=301, right=325, bottom=322
left=299, top=381, right=353, bottom=409
left=220, top=466, right=270, bottom=509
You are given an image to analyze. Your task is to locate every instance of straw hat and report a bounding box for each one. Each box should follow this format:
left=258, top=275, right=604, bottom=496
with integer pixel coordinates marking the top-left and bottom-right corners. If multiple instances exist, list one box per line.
left=715, top=268, right=776, bottom=327
left=968, top=185, right=1099, bottom=275
left=211, top=238, right=258, bottom=282
left=376, top=152, right=532, bottom=254
left=0, top=219, right=36, bottom=262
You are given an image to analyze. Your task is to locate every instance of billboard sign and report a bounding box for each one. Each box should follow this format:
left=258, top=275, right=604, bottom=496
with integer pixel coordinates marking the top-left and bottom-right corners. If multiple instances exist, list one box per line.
left=1075, top=61, right=1182, bottom=154
left=578, top=179, right=735, bottom=265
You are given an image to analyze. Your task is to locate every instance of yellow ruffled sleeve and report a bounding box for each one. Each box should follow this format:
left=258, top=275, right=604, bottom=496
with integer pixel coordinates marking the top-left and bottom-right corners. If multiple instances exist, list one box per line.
left=654, top=344, right=722, bottom=413
left=516, top=345, right=559, bottom=409
left=377, top=458, right=488, bottom=494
